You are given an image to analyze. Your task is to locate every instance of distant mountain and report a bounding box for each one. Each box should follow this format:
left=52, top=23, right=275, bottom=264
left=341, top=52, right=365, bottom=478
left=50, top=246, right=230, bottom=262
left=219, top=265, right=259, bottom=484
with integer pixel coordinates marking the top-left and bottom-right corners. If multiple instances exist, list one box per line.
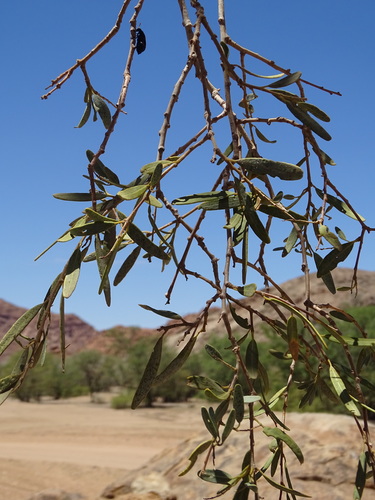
left=0, top=268, right=374, bottom=359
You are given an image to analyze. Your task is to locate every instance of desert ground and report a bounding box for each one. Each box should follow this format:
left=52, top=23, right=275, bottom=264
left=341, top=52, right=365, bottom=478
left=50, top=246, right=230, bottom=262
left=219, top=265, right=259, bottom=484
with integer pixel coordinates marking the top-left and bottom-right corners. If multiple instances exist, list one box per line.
left=0, top=394, right=203, bottom=500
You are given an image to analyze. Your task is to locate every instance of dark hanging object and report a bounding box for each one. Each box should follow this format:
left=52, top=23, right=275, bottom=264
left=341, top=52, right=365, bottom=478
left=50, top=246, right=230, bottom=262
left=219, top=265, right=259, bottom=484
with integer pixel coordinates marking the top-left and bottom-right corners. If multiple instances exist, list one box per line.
left=135, top=28, right=146, bottom=54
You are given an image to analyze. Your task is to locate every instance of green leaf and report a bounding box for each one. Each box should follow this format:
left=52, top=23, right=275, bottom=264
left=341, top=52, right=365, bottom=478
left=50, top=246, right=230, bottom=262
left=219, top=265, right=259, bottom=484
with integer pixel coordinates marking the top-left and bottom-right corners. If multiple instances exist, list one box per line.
left=316, top=242, right=354, bottom=278
left=86, top=150, right=120, bottom=184
left=236, top=158, right=303, bottom=181
left=201, top=406, right=219, bottom=439
left=258, top=470, right=311, bottom=497
left=113, top=246, right=142, bottom=286
left=353, top=451, right=367, bottom=500
left=285, top=101, right=332, bottom=141
left=138, top=304, right=182, bottom=320
left=75, top=101, right=91, bottom=128
left=53, top=192, right=107, bottom=202
left=199, top=194, right=241, bottom=211
left=254, top=126, right=277, bottom=144
left=131, top=334, right=164, bottom=409
left=172, top=191, right=230, bottom=205
left=244, top=196, right=270, bottom=243
left=146, top=194, right=163, bottom=208
left=84, top=208, right=118, bottom=223
left=63, top=248, right=82, bottom=299
left=229, top=305, right=250, bottom=329
left=296, top=102, right=330, bottom=122
left=178, top=440, right=213, bottom=476
left=187, top=375, right=225, bottom=394
left=221, top=408, right=236, bottom=443
left=117, top=185, right=148, bottom=200
left=263, top=426, right=304, bottom=464
left=318, top=224, right=342, bottom=250
left=0, top=304, right=42, bottom=356
left=328, top=363, right=361, bottom=416
left=0, top=374, right=21, bottom=395
left=92, top=94, right=112, bottom=129
left=243, top=395, right=262, bottom=404
left=233, top=384, right=245, bottom=423
left=217, top=142, right=233, bottom=164
left=150, top=162, right=163, bottom=187
left=205, top=344, right=223, bottom=362
left=127, top=223, right=170, bottom=262
left=245, top=339, right=259, bottom=379
left=153, top=334, right=197, bottom=386
left=69, top=221, right=116, bottom=236
left=315, top=188, right=365, bottom=221
left=237, top=283, right=257, bottom=297
left=95, top=236, right=111, bottom=306
left=268, top=71, right=302, bottom=88
left=198, top=469, right=233, bottom=485
left=282, top=226, right=298, bottom=256
left=287, top=315, right=299, bottom=360
left=140, top=160, right=174, bottom=175
left=313, top=252, right=336, bottom=294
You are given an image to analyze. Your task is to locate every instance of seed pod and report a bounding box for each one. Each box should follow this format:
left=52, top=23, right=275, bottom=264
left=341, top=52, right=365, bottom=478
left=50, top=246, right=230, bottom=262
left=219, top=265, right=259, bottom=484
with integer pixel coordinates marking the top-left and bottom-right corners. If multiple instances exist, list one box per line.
left=236, top=158, right=303, bottom=181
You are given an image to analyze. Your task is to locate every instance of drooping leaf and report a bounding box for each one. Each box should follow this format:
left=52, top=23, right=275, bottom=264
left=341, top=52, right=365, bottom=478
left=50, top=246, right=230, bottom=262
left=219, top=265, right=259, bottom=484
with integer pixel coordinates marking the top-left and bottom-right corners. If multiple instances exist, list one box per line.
left=92, top=94, right=112, bottom=129
left=282, top=226, right=298, bottom=256
left=150, top=162, right=163, bottom=187
left=353, top=451, right=367, bottom=500
left=113, top=246, right=142, bottom=286
left=258, top=470, right=310, bottom=497
left=0, top=304, right=42, bottom=356
left=236, top=158, right=303, bottom=181
left=245, top=339, right=259, bottom=379
left=69, top=221, right=117, bottom=236
left=244, top=196, right=270, bottom=243
left=153, top=334, right=197, bottom=386
left=284, top=101, right=332, bottom=141
left=125, top=223, right=169, bottom=262
left=313, top=252, right=336, bottom=294
left=229, top=304, right=250, bottom=329
left=201, top=406, right=219, bottom=440
left=199, top=194, right=241, bottom=211
left=316, top=242, right=354, bottom=278
left=86, top=150, right=120, bottom=184
left=172, top=191, right=231, bottom=205
left=233, top=384, right=245, bottom=423
left=63, top=248, right=82, bottom=299
left=328, top=363, right=361, bottom=416
left=315, top=188, right=365, bottom=221
left=221, top=408, right=236, bottom=443
left=254, top=126, right=277, bottom=144
left=287, top=315, right=299, bottom=360
left=296, top=101, right=330, bottom=122
left=131, top=334, right=164, bottom=409
left=217, top=142, right=234, bottom=165
left=268, top=71, right=302, bottom=88
left=263, top=426, right=304, bottom=464
left=95, top=236, right=111, bottom=306
left=75, top=101, right=91, bottom=128
left=178, top=439, right=213, bottom=476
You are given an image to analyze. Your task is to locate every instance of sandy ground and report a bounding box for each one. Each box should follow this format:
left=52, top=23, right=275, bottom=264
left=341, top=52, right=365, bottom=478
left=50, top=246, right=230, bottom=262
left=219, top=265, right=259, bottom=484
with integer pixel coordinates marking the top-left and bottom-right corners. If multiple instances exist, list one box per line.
left=0, top=395, right=202, bottom=500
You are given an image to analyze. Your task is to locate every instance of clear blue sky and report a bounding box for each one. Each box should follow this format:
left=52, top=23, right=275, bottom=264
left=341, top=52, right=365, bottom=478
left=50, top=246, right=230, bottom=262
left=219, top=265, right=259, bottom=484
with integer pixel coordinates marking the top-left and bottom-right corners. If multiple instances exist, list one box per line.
left=1, top=1, right=374, bottom=331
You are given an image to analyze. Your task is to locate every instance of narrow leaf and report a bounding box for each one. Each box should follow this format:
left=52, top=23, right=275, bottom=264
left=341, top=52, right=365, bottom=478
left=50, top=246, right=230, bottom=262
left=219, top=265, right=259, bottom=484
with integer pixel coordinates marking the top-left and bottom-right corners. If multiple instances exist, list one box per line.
left=258, top=470, right=311, bottom=497
left=92, top=94, right=112, bottom=129
left=329, top=363, right=361, bottom=416
left=233, top=384, right=245, bottom=423
left=353, top=451, right=367, bottom=500
left=315, top=188, right=365, bottom=221
left=287, top=316, right=299, bottom=360
left=127, top=223, right=169, bottom=261
left=131, top=335, right=164, bottom=409
left=236, top=158, right=303, bottom=181
left=139, top=304, right=182, bottom=320
left=313, top=252, right=336, bottom=294
left=268, top=71, right=302, bottom=88
left=63, top=248, right=82, bottom=298
left=245, top=339, right=259, bottom=379
left=297, top=102, right=330, bottom=122
left=113, top=246, right=142, bottom=286
left=178, top=440, right=213, bottom=476
left=53, top=192, right=107, bottom=202
left=201, top=406, right=219, bottom=439
left=0, top=304, right=42, bottom=355
left=198, top=469, right=233, bottom=485
left=221, top=409, right=236, bottom=443
left=254, top=126, right=276, bottom=144
left=117, top=185, right=148, bottom=200
left=316, top=242, right=354, bottom=278
left=75, top=102, right=91, bottom=128
left=263, top=427, right=304, bottom=464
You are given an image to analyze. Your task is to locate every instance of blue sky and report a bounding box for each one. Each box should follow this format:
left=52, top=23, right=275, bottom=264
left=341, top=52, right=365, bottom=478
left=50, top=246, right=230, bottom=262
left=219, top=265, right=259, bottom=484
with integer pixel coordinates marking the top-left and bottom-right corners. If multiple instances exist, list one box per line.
left=1, top=1, right=374, bottom=331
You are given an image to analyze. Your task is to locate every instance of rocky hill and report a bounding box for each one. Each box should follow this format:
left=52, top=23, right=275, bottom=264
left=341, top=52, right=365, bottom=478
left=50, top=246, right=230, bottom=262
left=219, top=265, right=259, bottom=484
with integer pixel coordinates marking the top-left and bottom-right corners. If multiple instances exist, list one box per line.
left=1, top=268, right=374, bottom=360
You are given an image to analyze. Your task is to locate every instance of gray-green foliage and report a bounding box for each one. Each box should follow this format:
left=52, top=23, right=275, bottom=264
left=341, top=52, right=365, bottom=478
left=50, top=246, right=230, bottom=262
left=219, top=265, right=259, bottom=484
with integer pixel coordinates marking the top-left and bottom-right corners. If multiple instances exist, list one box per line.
left=1, top=1, right=374, bottom=498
